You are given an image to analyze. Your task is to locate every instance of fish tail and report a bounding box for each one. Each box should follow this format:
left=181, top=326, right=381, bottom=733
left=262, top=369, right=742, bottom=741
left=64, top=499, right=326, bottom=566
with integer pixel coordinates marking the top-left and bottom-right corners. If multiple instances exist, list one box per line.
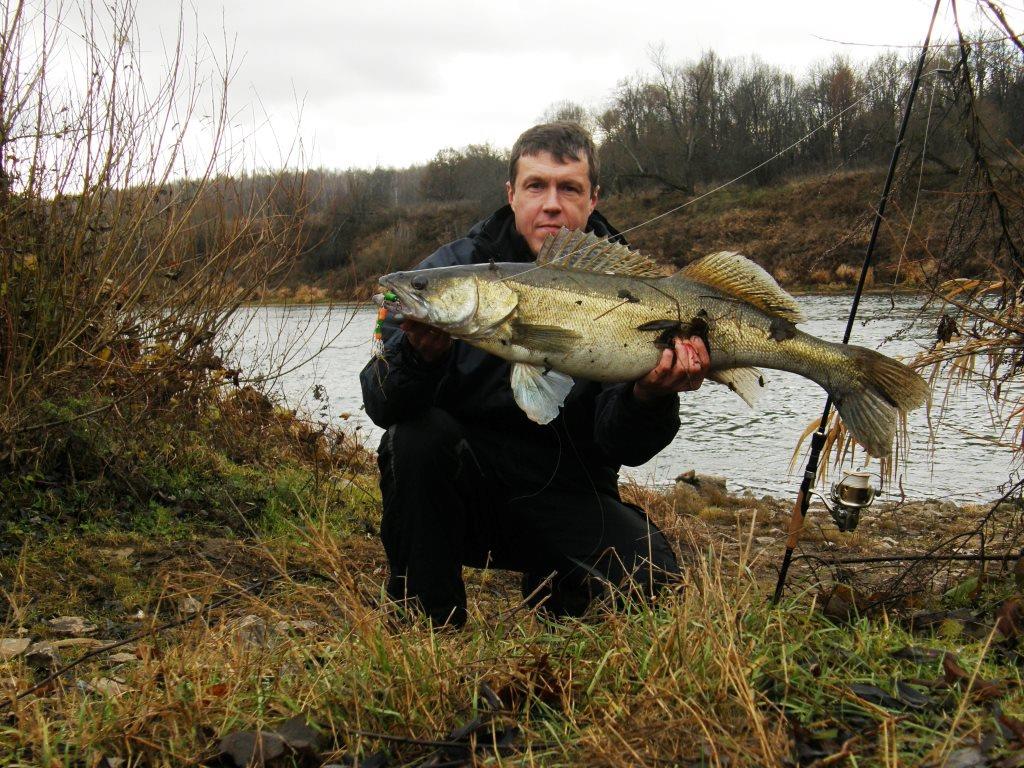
left=830, top=346, right=929, bottom=457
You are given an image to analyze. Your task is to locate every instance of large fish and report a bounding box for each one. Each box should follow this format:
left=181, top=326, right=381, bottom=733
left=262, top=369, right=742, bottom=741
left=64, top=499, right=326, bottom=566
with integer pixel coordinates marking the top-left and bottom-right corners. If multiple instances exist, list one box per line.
left=376, top=228, right=928, bottom=456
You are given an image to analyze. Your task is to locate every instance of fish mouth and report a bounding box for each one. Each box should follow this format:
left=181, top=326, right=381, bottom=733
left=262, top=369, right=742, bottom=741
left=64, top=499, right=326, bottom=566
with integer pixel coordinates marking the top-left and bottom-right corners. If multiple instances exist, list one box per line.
left=375, top=276, right=428, bottom=322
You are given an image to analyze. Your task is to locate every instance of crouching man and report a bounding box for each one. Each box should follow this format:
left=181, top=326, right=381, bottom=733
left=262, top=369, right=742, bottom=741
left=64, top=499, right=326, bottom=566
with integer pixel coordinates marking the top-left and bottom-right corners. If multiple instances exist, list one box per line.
left=359, top=121, right=709, bottom=626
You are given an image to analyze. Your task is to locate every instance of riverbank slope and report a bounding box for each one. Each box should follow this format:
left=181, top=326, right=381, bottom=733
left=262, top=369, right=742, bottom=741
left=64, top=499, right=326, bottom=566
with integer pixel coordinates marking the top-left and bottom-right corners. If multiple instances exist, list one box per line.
left=270, top=166, right=985, bottom=302
left=2, top=402, right=1022, bottom=766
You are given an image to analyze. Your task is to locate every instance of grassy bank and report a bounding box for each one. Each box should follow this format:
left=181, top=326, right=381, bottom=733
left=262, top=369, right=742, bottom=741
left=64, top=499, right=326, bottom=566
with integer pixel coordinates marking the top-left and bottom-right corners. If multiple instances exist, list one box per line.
left=1, top=403, right=1022, bottom=767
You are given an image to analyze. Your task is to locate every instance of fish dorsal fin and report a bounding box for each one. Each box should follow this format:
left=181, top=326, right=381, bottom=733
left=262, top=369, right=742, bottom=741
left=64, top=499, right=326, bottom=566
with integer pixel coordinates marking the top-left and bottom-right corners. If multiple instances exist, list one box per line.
left=536, top=227, right=665, bottom=278
left=677, top=251, right=805, bottom=323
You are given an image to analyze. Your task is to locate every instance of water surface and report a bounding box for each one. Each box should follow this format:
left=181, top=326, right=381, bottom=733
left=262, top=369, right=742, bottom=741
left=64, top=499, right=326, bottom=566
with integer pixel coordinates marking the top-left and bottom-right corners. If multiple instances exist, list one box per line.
left=227, top=295, right=1020, bottom=503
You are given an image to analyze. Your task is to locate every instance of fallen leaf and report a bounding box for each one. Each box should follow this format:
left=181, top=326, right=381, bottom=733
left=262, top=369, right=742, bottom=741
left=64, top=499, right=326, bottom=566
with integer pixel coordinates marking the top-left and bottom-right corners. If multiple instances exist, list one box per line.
left=892, top=646, right=943, bottom=663
left=910, top=609, right=976, bottom=632
left=849, top=683, right=905, bottom=710
left=896, top=681, right=935, bottom=710
left=822, top=583, right=868, bottom=622
left=943, top=653, right=1004, bottom=701
left=994, top=703, right=1024, bottom=745
left=943, top=653, right=970, bottom=685
left=996, top=598, right=1024, bottom=641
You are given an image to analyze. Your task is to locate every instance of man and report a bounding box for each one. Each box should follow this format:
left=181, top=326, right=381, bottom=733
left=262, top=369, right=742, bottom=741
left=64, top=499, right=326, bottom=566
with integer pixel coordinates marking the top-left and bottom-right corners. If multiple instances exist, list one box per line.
left=360, top=122, right=710, bottom=627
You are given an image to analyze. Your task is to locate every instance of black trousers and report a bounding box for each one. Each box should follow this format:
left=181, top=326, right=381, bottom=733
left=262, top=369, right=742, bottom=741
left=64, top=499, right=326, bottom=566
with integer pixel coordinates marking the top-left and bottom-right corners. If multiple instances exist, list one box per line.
left=377, top=408, right=680, bottom=626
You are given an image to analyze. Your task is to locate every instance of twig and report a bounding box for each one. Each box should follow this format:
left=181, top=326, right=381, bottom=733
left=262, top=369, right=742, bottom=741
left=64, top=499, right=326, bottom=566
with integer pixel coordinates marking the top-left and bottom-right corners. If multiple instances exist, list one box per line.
left=796, top=551, right=1020, bottom=566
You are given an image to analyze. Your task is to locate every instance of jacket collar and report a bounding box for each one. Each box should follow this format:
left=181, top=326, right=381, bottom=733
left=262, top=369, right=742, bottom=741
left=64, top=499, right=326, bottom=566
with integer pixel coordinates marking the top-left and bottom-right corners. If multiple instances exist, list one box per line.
left=468, top=205, right=625, bottom=265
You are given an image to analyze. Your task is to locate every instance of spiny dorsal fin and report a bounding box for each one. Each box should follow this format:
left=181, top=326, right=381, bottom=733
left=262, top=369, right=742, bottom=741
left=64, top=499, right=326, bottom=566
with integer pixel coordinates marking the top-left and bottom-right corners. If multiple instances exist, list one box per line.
left=536, top=227, right=665, bottom=278
left=678, top=251, right=805, bottom=323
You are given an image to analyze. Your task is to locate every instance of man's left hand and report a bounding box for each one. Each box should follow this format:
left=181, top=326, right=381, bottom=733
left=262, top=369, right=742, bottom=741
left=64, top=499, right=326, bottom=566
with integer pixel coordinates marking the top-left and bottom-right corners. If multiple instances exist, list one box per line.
left=633, top=335, right=711, bottom=402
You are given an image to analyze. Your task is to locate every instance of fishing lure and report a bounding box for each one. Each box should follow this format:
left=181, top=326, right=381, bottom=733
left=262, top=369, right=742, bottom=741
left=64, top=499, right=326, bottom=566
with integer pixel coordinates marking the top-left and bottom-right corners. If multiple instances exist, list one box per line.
left=371, top=291, right=398, bottom=357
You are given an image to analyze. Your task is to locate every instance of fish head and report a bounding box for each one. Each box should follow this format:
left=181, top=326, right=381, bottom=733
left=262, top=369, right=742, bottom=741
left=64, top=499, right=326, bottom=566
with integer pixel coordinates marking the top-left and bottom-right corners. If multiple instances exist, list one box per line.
left=378, top=264, right=517, bottom=337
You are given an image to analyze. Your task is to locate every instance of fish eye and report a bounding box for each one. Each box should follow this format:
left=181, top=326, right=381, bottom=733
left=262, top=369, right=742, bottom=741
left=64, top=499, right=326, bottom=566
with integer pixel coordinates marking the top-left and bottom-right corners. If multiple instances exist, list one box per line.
left=411, top=274, right=428, bottom=290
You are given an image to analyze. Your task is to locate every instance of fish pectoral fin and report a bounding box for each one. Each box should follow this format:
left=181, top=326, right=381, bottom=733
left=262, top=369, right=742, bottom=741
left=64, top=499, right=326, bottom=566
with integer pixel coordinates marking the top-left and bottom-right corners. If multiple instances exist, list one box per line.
left=511, top=363, right=574, bottom=425
left=510, top=322, right=581, bottom=354
left=709, top=366, right=767, bottom=408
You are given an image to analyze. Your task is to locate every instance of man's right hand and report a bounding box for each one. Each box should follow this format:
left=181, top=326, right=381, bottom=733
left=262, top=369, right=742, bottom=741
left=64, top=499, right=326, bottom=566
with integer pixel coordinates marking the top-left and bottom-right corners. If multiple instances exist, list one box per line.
left=401, top=319, right=452, bottom=363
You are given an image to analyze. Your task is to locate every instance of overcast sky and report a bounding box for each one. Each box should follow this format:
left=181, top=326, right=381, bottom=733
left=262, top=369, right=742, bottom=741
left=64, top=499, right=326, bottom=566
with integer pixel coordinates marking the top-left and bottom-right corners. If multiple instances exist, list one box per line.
left=119, top=0, right=1024, bottom=171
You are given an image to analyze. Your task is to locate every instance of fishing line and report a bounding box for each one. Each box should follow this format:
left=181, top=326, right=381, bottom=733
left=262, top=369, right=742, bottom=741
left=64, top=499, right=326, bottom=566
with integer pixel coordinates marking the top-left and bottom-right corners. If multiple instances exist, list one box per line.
left=891, top=70, right=941, bottom=293
left=772, top=0, right=944, bottom=605
left=497, top=73, right=907, bottom=287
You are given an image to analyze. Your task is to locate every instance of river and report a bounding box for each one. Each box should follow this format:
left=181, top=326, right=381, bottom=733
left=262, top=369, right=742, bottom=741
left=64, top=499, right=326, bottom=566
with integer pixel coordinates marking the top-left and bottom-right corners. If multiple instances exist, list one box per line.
left=226, top=294, right=1021, bottom=503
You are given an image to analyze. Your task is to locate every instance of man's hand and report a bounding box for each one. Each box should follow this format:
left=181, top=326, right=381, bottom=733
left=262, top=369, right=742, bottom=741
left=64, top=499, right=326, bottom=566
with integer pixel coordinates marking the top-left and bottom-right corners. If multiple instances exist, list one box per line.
left=633, top=335, right=710, bottom=402
left=401, top=319, right=452, bottom=364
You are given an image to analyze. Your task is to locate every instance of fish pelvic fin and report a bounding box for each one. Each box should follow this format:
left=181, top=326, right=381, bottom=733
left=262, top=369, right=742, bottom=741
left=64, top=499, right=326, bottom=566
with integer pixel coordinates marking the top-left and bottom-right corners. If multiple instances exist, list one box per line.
left=709, top=366, right=766, bottom=408
left=676, top=251, right=805, bottom=323
left=833, top=347, right=929, bottom=457
left=536, top=228, right=665, bottom=278
left=511, top=363, right=575, bottom=425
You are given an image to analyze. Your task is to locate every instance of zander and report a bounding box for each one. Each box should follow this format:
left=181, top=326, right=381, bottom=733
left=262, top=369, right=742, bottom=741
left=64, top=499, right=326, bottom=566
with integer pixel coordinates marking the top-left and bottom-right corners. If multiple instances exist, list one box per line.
left=376, top=228, right=929, bottom=456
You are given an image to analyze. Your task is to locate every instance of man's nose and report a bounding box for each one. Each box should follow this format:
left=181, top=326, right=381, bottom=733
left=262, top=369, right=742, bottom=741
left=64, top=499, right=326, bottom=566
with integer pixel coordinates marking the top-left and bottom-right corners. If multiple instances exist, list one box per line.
left=541, top=186, right=561, bottom=212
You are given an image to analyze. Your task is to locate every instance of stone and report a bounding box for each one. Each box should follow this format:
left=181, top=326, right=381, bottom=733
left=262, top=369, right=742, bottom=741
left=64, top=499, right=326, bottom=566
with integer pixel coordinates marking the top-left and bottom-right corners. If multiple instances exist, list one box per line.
left=755, top=536, right=776, bottom=546
left=0, top=638, right=31, bottom=660
left=46, top=616, right=97, bottom=636
left=108, top=652, right=139, bottom=664
left=25, top=642, right=60, bottom=670
left=273, top=620, right=318, bottom=637
left=51, top=637, right=105, bottom=650
left=232, top=615, right=269, bottom=648
left=98, top=548, right=135, bottom=562
left=218, top=731, right=287, bottom=767
left=675, top=470, right=729, bottom=494
left=86, top=677, right=128, bottom=697
left=178, top=597, right=203, bottom=616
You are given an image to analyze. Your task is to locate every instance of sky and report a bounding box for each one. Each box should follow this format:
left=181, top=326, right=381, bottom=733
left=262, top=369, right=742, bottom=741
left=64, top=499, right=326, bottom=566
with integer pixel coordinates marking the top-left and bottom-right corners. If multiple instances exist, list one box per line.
left=55, top=0, right=1024, bottom=171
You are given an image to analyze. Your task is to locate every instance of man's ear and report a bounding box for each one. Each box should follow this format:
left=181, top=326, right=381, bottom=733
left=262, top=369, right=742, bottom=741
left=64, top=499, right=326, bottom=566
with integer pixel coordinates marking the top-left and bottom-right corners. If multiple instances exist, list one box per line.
left=589, top=184, right=600, bottom=213
left=506, top=180, right=514, bottom=205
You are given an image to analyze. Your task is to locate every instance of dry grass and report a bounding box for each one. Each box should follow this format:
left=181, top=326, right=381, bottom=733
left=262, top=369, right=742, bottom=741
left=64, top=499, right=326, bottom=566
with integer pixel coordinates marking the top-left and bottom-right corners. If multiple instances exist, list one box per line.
left=1, top=485, right=1022, bottom=767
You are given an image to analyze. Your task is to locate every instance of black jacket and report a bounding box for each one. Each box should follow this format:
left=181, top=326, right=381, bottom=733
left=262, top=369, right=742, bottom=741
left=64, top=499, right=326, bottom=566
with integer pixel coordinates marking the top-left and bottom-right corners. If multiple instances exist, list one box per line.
left=359, top=205, right=681, bottom=496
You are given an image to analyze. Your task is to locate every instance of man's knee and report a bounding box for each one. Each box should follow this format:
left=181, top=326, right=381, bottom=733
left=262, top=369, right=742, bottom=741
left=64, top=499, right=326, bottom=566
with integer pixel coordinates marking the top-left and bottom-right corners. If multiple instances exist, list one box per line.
left=378, top=407, right=466, bottom=475
left=599, top=504, right=680, bottom=596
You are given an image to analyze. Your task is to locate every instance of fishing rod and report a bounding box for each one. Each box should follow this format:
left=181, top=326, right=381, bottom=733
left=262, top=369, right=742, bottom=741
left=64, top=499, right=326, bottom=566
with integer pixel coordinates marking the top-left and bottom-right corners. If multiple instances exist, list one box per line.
left=771, top=0, right=944, bottom=605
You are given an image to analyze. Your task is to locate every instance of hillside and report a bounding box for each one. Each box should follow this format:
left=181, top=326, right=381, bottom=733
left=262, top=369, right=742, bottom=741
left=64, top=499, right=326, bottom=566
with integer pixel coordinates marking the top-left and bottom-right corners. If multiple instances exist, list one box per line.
left=274, top=166, right=982, bottom=303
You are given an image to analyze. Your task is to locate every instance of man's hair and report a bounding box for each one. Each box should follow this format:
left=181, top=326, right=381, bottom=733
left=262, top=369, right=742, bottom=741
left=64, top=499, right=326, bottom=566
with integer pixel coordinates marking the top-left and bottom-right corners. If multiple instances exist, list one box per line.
left=508, top=121, right=599, bottom=192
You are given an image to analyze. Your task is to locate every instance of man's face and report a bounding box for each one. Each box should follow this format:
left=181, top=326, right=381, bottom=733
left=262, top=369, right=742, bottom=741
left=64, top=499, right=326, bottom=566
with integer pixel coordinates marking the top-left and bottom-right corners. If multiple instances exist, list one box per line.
left=506, top=150, right=598, bottom=255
